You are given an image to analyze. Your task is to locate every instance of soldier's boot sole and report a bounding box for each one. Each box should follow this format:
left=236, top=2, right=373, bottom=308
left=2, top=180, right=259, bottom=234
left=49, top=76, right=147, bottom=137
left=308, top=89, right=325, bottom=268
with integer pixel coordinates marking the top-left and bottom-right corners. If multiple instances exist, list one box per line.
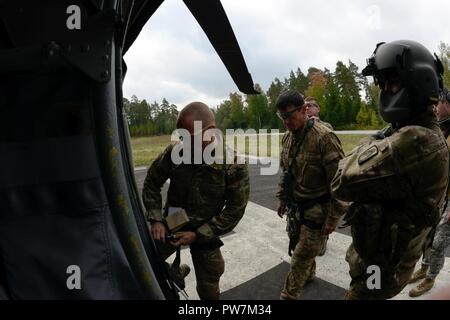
left=409, top=278, right=435, bottom=298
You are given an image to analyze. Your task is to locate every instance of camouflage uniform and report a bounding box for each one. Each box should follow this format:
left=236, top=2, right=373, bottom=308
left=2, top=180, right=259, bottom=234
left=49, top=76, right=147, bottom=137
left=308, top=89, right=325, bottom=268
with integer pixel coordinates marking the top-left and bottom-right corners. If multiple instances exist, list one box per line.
left=332, top=110, right=449, bottom=299
left=420, top=127, right=450, bottom=280
left=317, top=119, right=334, bottom=131
left=142, top=143, right=250, bottom=300
left=315, top=118, right=334, bottom=256
left=277, top=119, right=345, bottom=298
left=422, top=210, right=450, bottom=278
left=308, top=116, right=334, bottom=131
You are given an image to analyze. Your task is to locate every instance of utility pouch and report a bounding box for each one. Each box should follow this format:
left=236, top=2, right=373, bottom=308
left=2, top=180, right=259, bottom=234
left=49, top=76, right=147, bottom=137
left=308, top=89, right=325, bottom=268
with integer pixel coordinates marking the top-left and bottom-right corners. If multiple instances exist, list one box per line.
left=286, top=205, right=300, bottom=256
left=350, top=203, right=386, bottom=263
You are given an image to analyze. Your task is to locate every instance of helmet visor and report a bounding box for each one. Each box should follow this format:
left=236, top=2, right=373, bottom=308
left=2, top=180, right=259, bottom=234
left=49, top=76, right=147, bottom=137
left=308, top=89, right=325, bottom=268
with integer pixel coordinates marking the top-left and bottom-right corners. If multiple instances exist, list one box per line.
left=362, top=42, right=410, bottom=77
left=374, top=43, right=410, bottom=71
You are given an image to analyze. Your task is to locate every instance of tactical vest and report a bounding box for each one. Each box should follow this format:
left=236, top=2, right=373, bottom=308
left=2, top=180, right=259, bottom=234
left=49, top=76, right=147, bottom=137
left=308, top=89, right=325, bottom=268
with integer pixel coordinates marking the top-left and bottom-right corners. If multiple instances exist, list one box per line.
left=281, top=120, right=336, bottom=201
left=168, top=161, right=227, bottom=229
left=332, top=122, right=449, bottom=270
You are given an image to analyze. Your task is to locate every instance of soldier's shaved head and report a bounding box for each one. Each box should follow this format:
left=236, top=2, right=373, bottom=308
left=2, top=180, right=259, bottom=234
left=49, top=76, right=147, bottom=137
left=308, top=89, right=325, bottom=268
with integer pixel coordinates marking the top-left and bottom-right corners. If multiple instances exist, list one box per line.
left=177, top=102, right=216, bottom=132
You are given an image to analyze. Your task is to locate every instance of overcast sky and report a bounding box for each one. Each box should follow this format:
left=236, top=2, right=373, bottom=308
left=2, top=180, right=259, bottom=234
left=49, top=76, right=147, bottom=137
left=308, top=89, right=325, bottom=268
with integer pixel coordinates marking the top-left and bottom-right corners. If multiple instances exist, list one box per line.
left=123, top=0, right=449, bottom=108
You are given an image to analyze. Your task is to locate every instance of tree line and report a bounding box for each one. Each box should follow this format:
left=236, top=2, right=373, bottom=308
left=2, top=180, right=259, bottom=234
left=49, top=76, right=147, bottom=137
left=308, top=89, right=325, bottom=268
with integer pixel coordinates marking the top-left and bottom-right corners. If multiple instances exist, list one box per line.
left=215, top=62, right=383, bottom=131
left=125, top=42, right=450, bottom=136
left=123, top=96, right=178, bottom=136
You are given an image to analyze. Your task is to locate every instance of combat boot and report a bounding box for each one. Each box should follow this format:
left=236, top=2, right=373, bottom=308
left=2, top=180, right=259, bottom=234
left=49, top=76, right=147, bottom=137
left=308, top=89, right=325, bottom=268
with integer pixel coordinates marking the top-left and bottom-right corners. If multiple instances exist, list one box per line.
left=409, top=277, right=435, bottom=297
left=280, top=291, right=298, bottom=300
left=408, top=265, right=428, bottom=284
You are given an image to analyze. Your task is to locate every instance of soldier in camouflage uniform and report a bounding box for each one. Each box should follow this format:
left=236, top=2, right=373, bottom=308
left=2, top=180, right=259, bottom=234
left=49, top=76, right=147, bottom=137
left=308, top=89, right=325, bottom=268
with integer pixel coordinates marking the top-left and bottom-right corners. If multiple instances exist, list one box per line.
left=305, top=97, right=334, bottom=131
left=305, top=96, right=333, bottom=256
left=332, top=40, right=448, bottom=300
left=142, top=102, right=250, bottom=300
left=275, top=90, right=346, bottom=300
left=409, top=89, right=450, bottom=297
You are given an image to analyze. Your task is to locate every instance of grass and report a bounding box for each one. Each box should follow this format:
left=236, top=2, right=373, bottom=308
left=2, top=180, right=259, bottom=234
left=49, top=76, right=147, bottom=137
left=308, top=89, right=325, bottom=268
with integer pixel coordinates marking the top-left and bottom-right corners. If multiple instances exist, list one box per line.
left=131, top=135, right=171, bottom=168
left=130, top=133, right=370, bottom=168
left=335, top=134, right=368, bottom=155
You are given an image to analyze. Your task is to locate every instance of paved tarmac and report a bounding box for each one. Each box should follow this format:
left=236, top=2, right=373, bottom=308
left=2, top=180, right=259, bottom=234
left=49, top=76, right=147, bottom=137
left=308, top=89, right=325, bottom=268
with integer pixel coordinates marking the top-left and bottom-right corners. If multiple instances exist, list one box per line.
left=134, top=164, right=450, bottom=300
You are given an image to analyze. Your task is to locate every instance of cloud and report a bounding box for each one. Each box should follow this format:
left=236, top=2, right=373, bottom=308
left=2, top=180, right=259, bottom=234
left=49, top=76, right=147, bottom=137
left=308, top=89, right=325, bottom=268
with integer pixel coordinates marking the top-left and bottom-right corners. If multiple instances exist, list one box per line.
left=123, top=0, right=450, bottom=108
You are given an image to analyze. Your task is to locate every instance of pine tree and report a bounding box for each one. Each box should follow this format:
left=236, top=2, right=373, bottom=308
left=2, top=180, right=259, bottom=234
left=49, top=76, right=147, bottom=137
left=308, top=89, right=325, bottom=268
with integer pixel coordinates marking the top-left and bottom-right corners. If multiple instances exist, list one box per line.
left=324, top=72, right=343, bottom=127
left=229, top=93, right=246, bottom=129
left=439, top=42, right=450, bottom=89
left=356, top=104, right=370, bottom=126
left=334, top=60, right=362, bottom=125
left=266, top=78, right=285, bottom=130
left=246, top=84, right=270, bottom=130
left=286, top=68, right=309, bottom=93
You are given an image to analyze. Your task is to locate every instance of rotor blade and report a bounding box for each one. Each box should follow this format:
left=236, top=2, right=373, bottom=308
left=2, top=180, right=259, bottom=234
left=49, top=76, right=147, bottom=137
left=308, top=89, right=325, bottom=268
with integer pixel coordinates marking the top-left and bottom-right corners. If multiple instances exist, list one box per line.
left=183, top=0, right=258, bottom=94
left=122, top=0, right=165, bottom=54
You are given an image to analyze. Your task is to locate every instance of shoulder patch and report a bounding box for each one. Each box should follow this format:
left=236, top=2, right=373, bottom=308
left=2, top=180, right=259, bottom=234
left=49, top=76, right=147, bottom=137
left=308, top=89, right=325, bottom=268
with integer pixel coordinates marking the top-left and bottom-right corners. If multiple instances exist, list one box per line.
left=358, top=145, right=379, bottom=165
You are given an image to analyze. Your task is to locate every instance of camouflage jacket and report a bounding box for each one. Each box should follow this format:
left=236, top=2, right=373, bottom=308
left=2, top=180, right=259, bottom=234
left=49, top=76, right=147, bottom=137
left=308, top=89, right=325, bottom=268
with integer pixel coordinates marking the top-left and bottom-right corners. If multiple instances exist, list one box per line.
left=439, top=120, right=450, bottom=197
left=308, top=116, right=333, bottom=130
left=142, top=143, right=250, bottom=243
left=318, top=119, right=334, bottom=131
left=277, top=119, right=346, bottom=226
left=331, top=112, right=449, bottom=228
left=447, top=135, right=450, bottom=150
left=440, top=120, right=450, bottom=149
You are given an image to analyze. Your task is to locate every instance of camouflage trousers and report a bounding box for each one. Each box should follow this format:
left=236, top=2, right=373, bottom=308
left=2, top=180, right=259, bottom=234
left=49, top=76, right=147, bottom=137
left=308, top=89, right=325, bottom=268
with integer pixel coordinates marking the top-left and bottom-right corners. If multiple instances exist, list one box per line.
left=422, top=212, right=450, bottom=279
left=345, top=226, right=431, bottom=300
left=282, top=224, right=327, bottom=298
left=158, top=242, right=225, bottom=300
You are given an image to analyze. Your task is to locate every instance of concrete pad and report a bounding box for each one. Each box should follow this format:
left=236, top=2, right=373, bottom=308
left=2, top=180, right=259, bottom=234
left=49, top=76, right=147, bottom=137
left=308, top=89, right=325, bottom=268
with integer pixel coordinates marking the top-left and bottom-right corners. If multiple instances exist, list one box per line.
left=178, top=201, right=450, bottom=300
